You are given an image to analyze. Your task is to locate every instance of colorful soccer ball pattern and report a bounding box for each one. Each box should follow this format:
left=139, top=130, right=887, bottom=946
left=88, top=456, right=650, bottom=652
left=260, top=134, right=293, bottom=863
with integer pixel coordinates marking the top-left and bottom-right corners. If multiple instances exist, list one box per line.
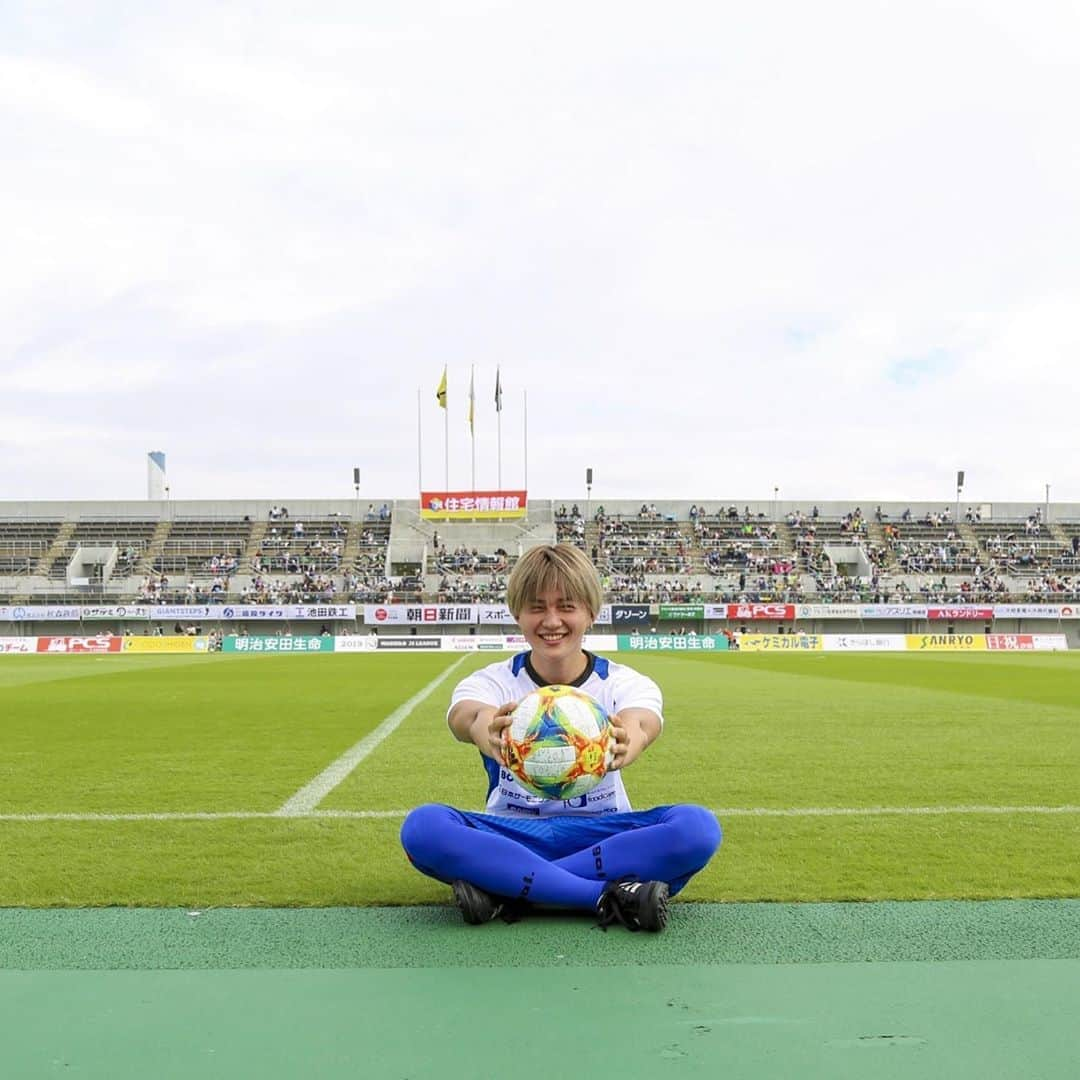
left=504, top=685, right=613, bottom=800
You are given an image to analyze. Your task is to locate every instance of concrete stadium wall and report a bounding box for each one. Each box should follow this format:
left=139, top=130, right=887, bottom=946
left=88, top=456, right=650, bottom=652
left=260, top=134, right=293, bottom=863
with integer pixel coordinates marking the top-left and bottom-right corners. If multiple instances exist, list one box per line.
left=3, top=497, right=1079, bottom=523
left=569, top=499, right=1080, bottom=523
left=0, top=499, right=398, bottom=521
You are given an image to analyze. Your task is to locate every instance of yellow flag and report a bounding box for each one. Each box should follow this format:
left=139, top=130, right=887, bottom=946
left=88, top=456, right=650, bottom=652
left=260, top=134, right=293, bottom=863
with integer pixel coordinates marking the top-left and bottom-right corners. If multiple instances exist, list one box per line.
left=436, top=366, right=447, bottom=409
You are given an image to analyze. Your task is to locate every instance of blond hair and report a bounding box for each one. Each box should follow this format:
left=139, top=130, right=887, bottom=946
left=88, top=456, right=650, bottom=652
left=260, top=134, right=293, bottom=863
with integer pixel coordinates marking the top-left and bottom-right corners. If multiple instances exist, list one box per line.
left=506, top=544, right=603, bottom=620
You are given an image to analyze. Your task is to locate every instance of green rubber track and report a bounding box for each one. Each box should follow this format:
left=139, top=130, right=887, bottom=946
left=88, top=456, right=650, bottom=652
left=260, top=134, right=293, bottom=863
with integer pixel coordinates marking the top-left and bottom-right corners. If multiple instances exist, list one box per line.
left=2, top=901, right=1078, bottom=1079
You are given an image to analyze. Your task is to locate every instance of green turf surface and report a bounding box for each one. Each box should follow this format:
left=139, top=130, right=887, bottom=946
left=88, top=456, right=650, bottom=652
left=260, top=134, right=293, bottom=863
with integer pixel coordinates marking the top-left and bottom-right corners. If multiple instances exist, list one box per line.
left=1, top=651, right=1079, bottom=906
left=0, top=653, right=454, bottom=812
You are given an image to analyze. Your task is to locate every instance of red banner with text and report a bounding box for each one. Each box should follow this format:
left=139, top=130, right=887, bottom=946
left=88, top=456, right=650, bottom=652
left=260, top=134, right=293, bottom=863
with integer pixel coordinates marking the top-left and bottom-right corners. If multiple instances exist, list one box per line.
left=985, top=634, right=1036, bottom=650
left=726, top=603, right=797, bottom=620
left=927, top=607, right=994, bottom=621
left=36, top=635, right=123, bottom=654
left=420, top=490, right=527, bottom=519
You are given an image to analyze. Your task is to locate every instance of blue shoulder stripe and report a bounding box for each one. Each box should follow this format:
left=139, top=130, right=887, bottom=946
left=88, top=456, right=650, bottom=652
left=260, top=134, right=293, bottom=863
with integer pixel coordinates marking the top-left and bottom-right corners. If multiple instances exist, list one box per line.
left=482, top=753, right=500, bottom=800
left=511, top=652, right=529, bottom=676
left=594, top=654, right=610, bottom=679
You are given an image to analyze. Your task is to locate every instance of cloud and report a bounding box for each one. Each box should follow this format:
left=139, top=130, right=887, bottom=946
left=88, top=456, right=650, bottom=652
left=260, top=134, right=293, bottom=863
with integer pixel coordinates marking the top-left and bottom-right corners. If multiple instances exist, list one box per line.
left=887, top=351, right=958, bottom=387
left=0, top=54, right=157, bottom=134
left=1, top=1, right=1079, bottom=504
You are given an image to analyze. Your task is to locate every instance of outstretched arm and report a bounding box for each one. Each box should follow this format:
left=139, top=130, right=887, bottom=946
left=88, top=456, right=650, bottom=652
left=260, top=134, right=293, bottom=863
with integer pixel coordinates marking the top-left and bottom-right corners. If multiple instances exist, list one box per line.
left=609, top=707, right=662, bottom=770
left=448, top=699, right=517, bottom=761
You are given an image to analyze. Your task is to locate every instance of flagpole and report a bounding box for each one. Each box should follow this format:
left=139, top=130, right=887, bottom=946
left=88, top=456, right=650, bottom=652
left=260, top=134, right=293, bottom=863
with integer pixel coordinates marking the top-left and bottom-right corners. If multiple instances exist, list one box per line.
left=523, top=388, right=528, bottom=497
left=470, top=364, right=476, bottom=494
left=435, top=365, right=449, bottom=522
left=495, top=366, right=503, bottom=489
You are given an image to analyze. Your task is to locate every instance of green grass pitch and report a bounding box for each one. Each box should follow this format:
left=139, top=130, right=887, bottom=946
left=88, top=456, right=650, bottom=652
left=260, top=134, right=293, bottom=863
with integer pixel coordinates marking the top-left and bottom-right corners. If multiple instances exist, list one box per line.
left=1, top=651, right=1079, bottom=907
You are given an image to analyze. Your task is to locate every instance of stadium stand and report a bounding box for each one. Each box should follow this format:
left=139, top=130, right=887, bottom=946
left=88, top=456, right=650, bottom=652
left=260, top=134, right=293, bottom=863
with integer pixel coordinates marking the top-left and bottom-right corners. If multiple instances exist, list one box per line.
left=0, top=520, right=62, bottom=577
left=2, top=498, right=1079, bottom=609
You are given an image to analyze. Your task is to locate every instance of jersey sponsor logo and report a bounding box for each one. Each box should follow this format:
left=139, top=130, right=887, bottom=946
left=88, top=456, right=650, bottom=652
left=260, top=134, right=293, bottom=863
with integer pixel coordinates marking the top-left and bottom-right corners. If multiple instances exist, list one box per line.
left=499, top=786, right=529, bottom=799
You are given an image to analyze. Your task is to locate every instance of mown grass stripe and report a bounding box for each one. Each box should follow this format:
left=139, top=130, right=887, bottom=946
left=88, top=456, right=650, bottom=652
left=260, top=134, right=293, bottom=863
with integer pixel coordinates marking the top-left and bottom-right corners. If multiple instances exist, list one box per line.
left=274, top=656, right=467, bottom=816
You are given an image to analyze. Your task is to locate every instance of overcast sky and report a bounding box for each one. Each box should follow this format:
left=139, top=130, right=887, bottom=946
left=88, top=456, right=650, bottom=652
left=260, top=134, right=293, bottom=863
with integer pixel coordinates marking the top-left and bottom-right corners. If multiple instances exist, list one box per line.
left=3, top=1, right=1078, bottom=507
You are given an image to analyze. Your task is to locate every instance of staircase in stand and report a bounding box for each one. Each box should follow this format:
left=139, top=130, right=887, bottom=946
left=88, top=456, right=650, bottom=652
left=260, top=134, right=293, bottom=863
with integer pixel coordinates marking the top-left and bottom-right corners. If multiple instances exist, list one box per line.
left=245, top=521, right=268, bottom=561
left=33, top=521, right=75, bottom=578
left=135, top=520, right=173, bottom=577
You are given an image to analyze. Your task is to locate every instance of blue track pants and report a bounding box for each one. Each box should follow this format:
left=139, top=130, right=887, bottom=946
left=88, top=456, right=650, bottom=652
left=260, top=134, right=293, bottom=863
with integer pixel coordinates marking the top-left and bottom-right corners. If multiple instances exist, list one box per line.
left=400, top=803, right=721, bottom=911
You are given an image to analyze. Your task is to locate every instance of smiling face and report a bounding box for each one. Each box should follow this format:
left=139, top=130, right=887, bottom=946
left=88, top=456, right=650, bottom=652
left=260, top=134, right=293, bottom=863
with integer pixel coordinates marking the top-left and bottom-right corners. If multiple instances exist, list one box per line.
left=506, top=544, right=603, bottom=683
left=517, top=586, right=592, bottom=684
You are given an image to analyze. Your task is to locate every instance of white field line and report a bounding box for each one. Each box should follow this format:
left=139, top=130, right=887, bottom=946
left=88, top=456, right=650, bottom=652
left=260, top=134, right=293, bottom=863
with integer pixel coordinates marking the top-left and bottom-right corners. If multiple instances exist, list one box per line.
left=274, top=656, right=468, bottom=817
left=0, top=811, right=402, bottom=822
left=3, top=804, right=1080, bottom=823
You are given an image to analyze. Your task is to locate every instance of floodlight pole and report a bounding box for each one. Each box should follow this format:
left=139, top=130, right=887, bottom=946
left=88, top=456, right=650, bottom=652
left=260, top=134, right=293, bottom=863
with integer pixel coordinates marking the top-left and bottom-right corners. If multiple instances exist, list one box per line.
left=1045, top=483, right=1051, bottom=524
left=586, top=467, right=593, bottom=532
left=773, top=486, right=779, bottom=521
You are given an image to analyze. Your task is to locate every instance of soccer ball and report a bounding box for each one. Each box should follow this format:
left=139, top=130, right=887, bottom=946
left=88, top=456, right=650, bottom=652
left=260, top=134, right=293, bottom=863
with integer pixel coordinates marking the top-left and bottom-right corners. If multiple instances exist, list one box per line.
left=503, top=685, right=614, bottom=800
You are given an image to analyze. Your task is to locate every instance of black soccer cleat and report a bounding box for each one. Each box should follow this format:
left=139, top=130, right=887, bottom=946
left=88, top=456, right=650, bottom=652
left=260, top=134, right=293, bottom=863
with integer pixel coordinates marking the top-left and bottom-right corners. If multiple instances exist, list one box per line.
left=452, top=880, right=503, bottom=925
left=596, top=878, right=670, bottom=932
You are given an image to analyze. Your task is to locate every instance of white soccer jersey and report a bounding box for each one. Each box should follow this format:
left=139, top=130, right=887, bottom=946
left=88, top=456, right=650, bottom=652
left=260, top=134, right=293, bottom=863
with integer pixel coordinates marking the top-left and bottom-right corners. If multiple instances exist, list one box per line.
left=448, top=651, right=664, bottom=817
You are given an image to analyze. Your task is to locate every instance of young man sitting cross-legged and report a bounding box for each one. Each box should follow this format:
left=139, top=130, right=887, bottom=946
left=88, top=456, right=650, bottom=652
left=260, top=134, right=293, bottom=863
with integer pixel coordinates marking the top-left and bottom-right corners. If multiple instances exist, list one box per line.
left=400, top=543, right=721, bottom=932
